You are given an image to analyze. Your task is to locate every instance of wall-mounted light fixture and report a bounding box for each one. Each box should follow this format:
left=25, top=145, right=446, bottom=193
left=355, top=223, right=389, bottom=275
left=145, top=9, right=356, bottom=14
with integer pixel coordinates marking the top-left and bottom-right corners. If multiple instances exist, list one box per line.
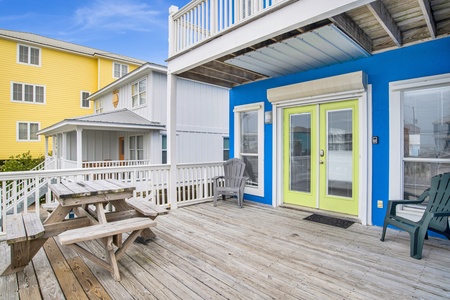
left=265, top=111, right=272, bottom=124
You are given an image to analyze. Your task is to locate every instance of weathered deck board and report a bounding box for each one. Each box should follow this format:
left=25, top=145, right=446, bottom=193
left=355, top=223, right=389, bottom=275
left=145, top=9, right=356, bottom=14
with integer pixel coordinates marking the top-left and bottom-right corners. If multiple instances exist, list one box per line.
left=3, top=201, right=450, bottom=299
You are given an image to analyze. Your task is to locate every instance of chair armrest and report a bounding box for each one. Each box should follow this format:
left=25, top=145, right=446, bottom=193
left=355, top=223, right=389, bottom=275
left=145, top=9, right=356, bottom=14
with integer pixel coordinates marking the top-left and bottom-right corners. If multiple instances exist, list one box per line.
left=386, top=188, right=430, bottom=215
left=432, top=211, right=450, bottom=218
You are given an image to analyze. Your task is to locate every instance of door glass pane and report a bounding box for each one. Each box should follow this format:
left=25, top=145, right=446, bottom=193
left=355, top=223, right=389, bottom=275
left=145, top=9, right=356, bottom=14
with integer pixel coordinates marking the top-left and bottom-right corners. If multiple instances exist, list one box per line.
left=290, top=113, right=311, bottom=192
left=327, top=109, right=353, bottom=197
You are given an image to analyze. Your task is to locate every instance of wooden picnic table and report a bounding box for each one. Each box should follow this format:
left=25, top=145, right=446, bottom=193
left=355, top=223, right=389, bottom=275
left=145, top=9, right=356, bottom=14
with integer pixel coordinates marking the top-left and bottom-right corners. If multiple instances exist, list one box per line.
left=2, top=179, right=166, bottom=281
left=47, top=179, right=156, bottom=281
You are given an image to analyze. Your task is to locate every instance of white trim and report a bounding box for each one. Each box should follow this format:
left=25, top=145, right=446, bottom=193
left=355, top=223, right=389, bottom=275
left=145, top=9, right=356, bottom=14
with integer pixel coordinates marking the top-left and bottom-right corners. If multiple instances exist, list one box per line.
left=131, top=77, right=148, bottom=108
left=234, top=102, right=265, bottom=197
left=272, top=81, right=370, bottom=224
left=16, top=121, right=41, bottom=142
left=112, top=62, right=129, bottom=79
left=389, top=73, right=450, bottom=219
left=10, top=81, right=46, bottom=104
left=80, top=91, right=90, bottom=108
left=16, top=43, right=41, bottom=67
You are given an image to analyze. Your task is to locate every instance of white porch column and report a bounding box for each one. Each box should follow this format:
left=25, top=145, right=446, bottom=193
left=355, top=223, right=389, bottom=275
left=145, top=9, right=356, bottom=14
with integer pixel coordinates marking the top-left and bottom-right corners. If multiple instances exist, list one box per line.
left=76, top=128, right=83, bottom=168
left=53, top=134, right=58, bottom=168
left=45, top=136, right=49, bottom=159
left=167, top=73, right=178, bottom=209
left=61, top=133, right=66, bottom=169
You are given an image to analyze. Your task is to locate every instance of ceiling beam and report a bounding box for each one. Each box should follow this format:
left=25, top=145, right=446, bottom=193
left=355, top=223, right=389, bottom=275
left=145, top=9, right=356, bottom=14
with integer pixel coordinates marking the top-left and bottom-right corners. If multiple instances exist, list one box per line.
left=178, top=71, right=236, bottom=88
left=329, top=13, right=373, bottom=53
left=367, top=0, right=402, bottom=47
left=417, top=0, right=436, bottom=39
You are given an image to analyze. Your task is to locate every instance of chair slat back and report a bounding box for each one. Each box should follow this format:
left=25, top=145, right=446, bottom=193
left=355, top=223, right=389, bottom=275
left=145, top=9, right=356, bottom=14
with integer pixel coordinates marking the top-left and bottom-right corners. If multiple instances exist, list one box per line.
left=223, top=158, right=246, bottom=188
left=424, top=172, right=450, bottom=232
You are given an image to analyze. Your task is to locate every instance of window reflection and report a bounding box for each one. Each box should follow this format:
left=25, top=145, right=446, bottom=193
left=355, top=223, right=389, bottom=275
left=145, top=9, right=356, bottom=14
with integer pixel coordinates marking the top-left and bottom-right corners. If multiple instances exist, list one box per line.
left=403, top=86, right=450, bottom=201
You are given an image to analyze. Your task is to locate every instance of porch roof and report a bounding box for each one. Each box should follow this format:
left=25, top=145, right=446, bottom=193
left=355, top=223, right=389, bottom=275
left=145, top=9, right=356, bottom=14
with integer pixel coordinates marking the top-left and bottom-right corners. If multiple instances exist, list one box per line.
left=168, top=0, right=450, bottom=88
left=38, top=108, right=165, bottom=136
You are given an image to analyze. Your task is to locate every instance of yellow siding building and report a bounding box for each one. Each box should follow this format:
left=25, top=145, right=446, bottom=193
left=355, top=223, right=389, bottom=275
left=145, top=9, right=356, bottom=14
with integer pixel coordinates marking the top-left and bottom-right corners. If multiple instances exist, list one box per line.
left=0, top=29, right=145, bottom=160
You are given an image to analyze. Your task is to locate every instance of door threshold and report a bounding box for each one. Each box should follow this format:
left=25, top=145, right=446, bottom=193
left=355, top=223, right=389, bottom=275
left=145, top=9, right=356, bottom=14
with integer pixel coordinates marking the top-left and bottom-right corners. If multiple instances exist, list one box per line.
left=280, top=203, right=361, bottom=224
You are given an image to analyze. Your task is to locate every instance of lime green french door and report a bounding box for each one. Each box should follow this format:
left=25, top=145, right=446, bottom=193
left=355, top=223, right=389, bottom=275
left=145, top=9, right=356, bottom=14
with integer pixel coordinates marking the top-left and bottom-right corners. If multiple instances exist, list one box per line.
left=283, top=100, right=359, bottom=215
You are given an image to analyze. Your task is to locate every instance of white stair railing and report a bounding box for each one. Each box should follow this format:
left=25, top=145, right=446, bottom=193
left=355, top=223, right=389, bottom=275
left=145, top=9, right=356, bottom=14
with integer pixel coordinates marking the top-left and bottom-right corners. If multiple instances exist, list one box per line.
left=1, top=156, right=56, bottom=214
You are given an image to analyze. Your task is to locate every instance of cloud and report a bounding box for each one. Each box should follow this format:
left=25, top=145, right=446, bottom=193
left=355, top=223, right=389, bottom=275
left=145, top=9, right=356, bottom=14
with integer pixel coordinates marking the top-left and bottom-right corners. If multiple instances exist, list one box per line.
left=71, top=0, right=163, bottom=34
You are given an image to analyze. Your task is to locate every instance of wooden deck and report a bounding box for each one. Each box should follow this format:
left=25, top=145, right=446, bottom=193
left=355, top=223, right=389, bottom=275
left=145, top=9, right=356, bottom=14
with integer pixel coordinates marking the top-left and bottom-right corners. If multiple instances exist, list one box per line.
left=2, top=201, right=450, bottom=299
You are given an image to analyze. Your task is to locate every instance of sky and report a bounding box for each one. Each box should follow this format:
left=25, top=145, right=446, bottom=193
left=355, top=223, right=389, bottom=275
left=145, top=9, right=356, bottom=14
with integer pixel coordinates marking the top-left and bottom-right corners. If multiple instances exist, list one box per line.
left=0, top=0, right=192, bottom=66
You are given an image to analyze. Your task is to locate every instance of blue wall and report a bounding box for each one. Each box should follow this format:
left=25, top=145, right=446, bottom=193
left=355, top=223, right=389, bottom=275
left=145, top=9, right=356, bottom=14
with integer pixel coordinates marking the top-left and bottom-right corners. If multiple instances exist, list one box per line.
left=230, top=36, right=450, bottom=226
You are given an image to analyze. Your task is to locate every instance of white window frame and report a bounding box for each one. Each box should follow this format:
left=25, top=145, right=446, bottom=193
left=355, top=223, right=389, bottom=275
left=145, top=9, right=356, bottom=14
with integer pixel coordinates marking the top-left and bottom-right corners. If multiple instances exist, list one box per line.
left=80, top=91, right=90, bottom=108
left=129, top=135, right=144, bottom=160
left=223, top=136, right=230, bottom=161
left=162, top=134, right=167, bottom=164
left=131, top=78, right=147, bottom=107
left=113, top=62, right=128, bottom=78
left=95, top=100, right=103, bottom=114
left=17, top=121, right=40, bottom=141
left=11, top=82, right=46, bottom=104
left=234, top=102, right=264, bottom=197
left=17, top=44, right=41, bottom=67
left=389, top=73, right=450, bottom=220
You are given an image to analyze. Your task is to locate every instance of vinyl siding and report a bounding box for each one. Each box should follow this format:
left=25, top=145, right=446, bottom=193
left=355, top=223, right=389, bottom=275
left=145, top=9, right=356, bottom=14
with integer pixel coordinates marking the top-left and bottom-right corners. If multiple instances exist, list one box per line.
left=0, top=36, right=143, bottom=160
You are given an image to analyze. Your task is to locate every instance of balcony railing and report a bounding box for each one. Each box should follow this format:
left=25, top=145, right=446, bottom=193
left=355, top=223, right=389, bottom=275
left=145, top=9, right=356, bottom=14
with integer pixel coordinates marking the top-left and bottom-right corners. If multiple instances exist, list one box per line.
left=0, top=162, right=224, bottom=232
left=169, top=0, right=288, bottom=56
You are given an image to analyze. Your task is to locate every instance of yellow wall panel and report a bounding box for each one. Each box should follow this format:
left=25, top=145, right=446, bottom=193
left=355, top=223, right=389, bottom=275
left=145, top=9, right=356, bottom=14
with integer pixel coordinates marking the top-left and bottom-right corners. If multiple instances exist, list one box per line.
left=0, top=37, right=141, bottom=160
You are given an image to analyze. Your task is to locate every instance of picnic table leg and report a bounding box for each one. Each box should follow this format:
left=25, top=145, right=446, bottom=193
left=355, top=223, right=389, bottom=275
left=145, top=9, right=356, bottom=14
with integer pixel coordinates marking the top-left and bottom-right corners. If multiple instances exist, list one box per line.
left=105, top=236, right=121, bottom=281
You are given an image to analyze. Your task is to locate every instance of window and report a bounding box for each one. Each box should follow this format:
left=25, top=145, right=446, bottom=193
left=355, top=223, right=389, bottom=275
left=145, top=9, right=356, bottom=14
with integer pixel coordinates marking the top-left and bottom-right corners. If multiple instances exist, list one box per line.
left=81, top=91, right=90, bottom=108
left=130, top=135, right=144, bottom=160
left=223, top=137, right=229, bottom=161
left=95, top=101, right=103, bottom=113
left=113, top=62, right=128, bottom=78
left=162, top=135, right=167, bottom=164
left=18, top=44, right=41, bottom=66
left=234, top=103, right=264, bottom=196
left=12, top=82, right=45, bottom=103
left=17, top=122, right=39, bottom=141
left=390, top=74, right=450, bottom=218
left=132, top=78, right=146, bottom=107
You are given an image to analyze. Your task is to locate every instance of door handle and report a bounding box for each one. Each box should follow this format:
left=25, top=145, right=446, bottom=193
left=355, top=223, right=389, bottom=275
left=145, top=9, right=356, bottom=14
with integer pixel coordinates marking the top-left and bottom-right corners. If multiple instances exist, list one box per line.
left=319, top=160, right=324, bottom=164
left=319, top=149, right=324, bottom=157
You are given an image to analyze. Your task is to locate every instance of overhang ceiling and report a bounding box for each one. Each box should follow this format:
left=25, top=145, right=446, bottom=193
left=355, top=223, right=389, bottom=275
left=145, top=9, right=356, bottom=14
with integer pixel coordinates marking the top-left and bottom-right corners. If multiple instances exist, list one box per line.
left=176, top=0, right=450, bottom=88
left=225, top=24, right=370, bottom=78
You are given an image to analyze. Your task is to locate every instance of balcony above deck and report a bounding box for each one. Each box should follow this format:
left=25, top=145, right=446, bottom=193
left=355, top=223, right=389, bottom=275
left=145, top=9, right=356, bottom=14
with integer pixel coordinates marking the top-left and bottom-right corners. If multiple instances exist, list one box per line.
left=168, top=0, right=450, bottom=88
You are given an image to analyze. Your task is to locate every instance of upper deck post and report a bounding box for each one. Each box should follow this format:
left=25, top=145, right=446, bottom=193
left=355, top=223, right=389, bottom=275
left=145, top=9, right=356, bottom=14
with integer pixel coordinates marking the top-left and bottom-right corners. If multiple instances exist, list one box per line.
left=167, top=5, right=179, bottom=210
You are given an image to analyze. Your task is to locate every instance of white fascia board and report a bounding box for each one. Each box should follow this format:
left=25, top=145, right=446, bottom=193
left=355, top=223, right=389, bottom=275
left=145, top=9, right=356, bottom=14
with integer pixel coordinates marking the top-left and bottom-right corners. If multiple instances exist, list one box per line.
left=38, top=120, right=163, bottom=136
left=168, top=0, right=374, bottom=74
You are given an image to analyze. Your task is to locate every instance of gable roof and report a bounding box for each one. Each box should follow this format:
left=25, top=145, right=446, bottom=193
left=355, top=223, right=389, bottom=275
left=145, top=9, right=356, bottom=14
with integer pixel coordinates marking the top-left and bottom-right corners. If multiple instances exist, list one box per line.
left=38, top=108, right=164, bottom=136
left=0, top=29, right=147, bottom=65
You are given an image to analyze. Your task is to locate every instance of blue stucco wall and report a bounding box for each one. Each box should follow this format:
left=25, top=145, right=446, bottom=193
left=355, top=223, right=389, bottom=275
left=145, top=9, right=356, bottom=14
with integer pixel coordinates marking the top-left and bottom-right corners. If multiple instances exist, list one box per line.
left=230, top=36, right=450, bottom=226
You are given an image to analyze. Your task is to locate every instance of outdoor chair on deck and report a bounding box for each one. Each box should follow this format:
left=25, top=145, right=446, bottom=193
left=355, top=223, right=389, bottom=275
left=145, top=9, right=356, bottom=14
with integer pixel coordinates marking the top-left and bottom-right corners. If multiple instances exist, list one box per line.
left=213, top=158, right=248, bottom=208
left=380, top=172, right=450, bottom=259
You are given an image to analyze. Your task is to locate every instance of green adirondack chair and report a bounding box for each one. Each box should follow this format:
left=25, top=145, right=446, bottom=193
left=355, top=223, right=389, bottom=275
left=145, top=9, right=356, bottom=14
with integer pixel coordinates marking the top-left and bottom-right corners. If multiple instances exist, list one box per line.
left=380, top=172, right=450, bottom=259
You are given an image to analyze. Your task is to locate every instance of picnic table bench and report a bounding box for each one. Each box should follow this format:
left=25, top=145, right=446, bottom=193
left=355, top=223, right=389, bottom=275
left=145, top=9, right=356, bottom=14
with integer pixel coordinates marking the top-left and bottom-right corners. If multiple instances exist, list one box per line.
left=5, top=213, right=45, bottom=273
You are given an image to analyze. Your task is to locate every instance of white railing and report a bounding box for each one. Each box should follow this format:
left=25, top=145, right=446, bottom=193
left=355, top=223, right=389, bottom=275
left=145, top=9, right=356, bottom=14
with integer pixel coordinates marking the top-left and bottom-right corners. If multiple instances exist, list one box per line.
left=82, top=160, right=152, bottom=168
left=0, top=162, right=224, bottom=231
left=169, top=0, right=288, bottom=55
left=0, top=157, right=56, bottom=216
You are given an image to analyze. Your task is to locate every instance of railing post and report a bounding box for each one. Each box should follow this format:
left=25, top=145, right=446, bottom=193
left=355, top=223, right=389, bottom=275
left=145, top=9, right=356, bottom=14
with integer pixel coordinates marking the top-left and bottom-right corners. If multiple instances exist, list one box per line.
left=168, top=5, right=179, bottom=56
left=211, top=0, right=218, bottom=34
left=167, top=73, right=178, bottom=209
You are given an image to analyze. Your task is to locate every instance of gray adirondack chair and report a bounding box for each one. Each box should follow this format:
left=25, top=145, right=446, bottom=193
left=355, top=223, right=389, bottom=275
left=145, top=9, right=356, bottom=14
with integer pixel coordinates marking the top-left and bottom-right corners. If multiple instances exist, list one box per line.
left=213, top=158, right=248, bottom=208
left=380, top=172, right=450, bottom=259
